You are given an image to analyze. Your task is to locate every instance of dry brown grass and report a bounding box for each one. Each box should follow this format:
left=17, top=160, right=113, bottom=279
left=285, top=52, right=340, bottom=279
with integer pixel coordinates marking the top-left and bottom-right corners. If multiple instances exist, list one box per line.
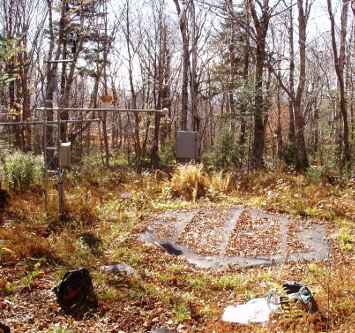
left=165, top=163, right=235, bottom=201
left=1, top=167, right=355, bottom=332
left=0, top=192, right=57, bottom=264
left=0, top=224, right=58, bottom=264
left=168, top=163, right=208, bottom=200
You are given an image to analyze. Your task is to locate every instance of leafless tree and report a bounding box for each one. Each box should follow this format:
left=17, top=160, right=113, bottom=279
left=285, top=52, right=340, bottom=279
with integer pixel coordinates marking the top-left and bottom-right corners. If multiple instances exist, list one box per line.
left=269, top=0, right=313, bottom=171
left=244, top=0, right=281, bottom=169
left=0, top=0, right=47, bottom=151
left=327, top=0, right=350, bottom=171
left=173, top=0, right=190, bottom=131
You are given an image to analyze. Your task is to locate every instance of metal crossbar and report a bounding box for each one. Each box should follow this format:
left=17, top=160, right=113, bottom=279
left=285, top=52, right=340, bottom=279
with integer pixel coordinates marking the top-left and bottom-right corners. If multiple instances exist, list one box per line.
left=0, top=82, right=168, bottom=217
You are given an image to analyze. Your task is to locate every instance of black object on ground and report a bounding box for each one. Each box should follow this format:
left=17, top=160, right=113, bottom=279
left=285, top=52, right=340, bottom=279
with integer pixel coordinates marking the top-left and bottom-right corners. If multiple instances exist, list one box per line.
left=0, top=322, right=10, bottom=333
left=52, top=267, right=93, bottom=310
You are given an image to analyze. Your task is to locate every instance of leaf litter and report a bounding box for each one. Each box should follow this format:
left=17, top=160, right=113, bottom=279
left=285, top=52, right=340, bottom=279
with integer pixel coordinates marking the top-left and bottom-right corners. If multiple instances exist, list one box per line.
left=226, top=210, right=281, bottom=257
left=176, top=210, right=231, bottom=255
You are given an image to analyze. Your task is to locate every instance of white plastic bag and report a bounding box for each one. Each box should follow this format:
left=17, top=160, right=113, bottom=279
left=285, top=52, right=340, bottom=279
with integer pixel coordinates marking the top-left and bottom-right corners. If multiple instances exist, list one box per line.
left=222, top=297, right=280, bottom=324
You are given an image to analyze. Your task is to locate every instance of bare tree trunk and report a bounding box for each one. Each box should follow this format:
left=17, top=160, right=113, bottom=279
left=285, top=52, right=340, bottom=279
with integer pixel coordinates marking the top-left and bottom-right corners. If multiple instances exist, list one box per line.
left=293, top=0, right=309, bottom=171
left=288, top=0, right=296, bottom=142
left=247, top=0, right=271, bottom=170
left=159, top=37, right=172, bottom=162
left=271, top=0, right=310, bottom=171
left=151, top=4, right=171, bottom=169
left=4, top=0, right=20, bottom=148
left=111, top=76, right=120, bottom=148
left=124, top=2, right=142, bottom=173
left=173, top=0, right=189, bottom=131
left=276, top=73, right=283, bottom=154
left=227, top=0, right=236, bottom=131
left=328, top=0, right=350, bottom=170
left=313, top=106, right=319, bottom=154
left=55, top=0, right=67, bottom=137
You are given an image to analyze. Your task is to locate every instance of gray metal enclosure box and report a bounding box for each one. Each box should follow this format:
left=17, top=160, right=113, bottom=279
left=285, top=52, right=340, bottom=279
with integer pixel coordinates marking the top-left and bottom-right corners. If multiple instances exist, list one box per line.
left=176, top=131, right=199, bottom=159
left=60, top=142, right=71, bottom=168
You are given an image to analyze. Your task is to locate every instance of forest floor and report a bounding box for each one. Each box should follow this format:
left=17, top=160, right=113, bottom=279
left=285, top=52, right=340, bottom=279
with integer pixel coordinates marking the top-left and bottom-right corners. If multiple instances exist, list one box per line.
left=1, top=167, right=355, bottom=332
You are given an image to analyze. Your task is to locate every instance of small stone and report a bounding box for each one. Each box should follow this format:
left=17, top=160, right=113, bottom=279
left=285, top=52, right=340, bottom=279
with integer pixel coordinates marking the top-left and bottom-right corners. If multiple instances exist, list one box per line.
left=120, top=192, right=131, bottom=199
left=152, top=328, right=177, bottom=333
left=100, top=263, right=142, bottom=280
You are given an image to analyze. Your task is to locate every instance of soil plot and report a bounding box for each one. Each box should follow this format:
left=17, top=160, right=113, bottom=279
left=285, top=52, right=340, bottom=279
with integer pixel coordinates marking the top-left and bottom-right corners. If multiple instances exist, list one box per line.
left=142, top=208, right=330, bottom=269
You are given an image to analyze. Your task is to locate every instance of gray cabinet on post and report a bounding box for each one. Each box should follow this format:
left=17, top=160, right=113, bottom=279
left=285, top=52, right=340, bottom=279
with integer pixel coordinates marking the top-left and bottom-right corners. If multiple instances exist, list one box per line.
left=176, top=131, right=199, bottom=159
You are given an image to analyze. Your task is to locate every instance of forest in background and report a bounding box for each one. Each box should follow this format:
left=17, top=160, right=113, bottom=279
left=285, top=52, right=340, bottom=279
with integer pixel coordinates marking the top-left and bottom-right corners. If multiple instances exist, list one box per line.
left=2, top=2, right=355, bottom=332
left=1, top=0, right=355, bottom=176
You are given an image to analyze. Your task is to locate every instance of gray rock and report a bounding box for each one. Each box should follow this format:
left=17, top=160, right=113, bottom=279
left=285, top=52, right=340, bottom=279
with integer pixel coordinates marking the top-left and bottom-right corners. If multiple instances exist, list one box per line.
left=151, top=329, right=177, bottom=333
left=100, top=263, right=142, bottom=280
left=120, top=192, right=132, bottom=199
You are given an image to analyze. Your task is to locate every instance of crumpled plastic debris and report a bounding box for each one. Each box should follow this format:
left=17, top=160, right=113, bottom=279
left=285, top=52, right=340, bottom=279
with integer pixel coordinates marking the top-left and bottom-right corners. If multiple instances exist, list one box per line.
left=222, top=297, right=280, bottom=324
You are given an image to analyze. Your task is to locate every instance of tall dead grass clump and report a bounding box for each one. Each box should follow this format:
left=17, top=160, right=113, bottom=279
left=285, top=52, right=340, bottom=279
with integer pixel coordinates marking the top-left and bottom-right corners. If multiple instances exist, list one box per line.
left=168, top=164, right=209, bottom=200
left=166, top=164, right=234, bottom=200
left=209, top=170, right=234, bottom=194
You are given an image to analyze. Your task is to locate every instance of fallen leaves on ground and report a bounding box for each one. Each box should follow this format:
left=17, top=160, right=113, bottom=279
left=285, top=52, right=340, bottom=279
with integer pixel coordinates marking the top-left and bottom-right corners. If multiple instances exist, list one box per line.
left=226, top=210, right=281, bottom=257
left=153, top=216, right=180, bottom=239
left=286, top=219, right=313, bottom=255
left=176, top=211, right=230, bottom=255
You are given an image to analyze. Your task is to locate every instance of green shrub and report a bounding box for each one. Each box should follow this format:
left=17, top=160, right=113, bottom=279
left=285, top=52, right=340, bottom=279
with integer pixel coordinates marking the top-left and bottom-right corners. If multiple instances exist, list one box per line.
left=305, top=165, right=328, bottom=184
left=81, top=150, right=104, bottom=184
left=0, top=139, right=11, bottom=160
left=202, top=128, right=240, bottom=171
left=1, top=151, right=43, bottom=193
left=158, top=137, right=176, bottom=170
left=278, top=142, right=297, bottom=167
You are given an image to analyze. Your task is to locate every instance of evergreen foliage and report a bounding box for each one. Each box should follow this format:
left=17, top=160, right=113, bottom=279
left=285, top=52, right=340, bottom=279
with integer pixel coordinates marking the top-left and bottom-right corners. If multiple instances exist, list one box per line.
left=203, top=127, right=241, bottom=171
left=278, top=142, right=297, bottom=168
left=0, top=36, right=26, bottom=86
left=1, top=151, right=43, bottom=193
left=158, top=137, right=176, bottom=170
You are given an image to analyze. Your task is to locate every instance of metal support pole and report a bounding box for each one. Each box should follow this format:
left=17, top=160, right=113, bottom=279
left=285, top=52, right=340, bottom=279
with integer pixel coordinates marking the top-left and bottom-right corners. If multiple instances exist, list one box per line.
left=37, top=107, right=169, bottom=114
left=0, top=119, right=101, bottom=126
left=2, top=85, right=169, bottom=217
left=43, top=118, right=48, bottom=211
left=50, top=73, right=64, bottom=216
left=57, top=106, right=64, bottom=216
left=0, top=116, right=100, bottom=214
left=190, top=0, right=196, bottom=131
